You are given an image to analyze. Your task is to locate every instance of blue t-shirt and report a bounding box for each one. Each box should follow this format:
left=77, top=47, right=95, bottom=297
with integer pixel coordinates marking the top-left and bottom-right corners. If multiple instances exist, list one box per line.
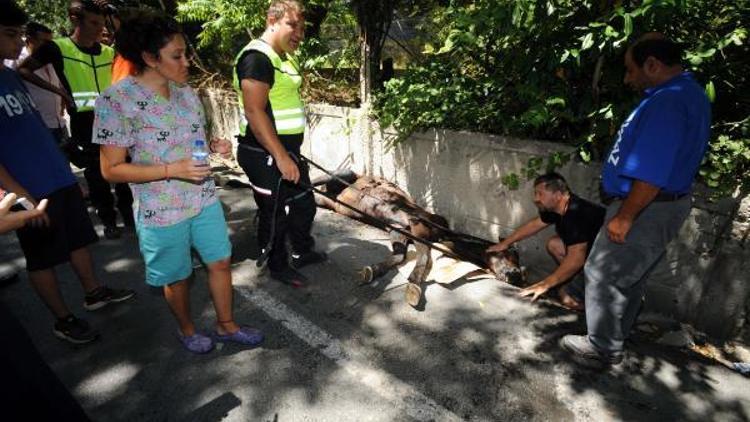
left=602, top=72, right=711, bottom=197
left=0, top=67, right=76, bottom=199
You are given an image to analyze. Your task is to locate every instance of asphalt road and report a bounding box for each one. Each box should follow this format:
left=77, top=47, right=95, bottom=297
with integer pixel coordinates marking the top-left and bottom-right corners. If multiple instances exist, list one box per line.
left=1, top=185, right=749, bottom=421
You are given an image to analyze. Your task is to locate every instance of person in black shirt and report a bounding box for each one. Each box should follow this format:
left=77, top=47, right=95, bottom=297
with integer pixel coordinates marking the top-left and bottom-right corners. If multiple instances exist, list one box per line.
left=487, top=172, right=605, bottom=310
left=17, top=0, right=133, bottom=239
left=234, top=1, right=326, bottom=287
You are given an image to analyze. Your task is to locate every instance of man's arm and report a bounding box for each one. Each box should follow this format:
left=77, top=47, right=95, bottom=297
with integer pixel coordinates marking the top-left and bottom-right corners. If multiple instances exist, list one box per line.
left=0, top=164, right=32, bottom=200
left=487, top=217, right=548, bottom=252
left=518, top=242, right=587, bottom=301
left=0, top=193, right=48, bottom=234
left=100, top=146, right=209, bottom=184
left=607, top=180, right=660, bottom=243
left=0, top=164, right=49, bottom=227
left=240, top=78, right=300, bottom=183
left=16, top=44, right=75, bottom=110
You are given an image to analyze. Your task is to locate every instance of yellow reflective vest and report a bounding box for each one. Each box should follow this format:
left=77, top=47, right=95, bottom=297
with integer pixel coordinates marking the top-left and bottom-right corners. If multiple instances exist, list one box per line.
left=233, top=39, right=305, bottom=136
left=54, top=38, right=113, bottom=112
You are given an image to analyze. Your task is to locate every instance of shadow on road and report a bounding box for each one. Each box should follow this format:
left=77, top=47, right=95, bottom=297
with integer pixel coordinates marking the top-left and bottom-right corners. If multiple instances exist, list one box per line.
left=0, top=185, right=747, bottom=421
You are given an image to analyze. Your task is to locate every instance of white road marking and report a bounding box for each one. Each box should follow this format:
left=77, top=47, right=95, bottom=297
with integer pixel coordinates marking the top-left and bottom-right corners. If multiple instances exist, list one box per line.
left=235, top=283, right=464, bottom=422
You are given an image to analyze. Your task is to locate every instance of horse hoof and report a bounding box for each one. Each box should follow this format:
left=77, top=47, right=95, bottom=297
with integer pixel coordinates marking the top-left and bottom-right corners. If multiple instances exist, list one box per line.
left=357, top=266, right=374, bottom=284
left=405, top=283, right=422, bottom=308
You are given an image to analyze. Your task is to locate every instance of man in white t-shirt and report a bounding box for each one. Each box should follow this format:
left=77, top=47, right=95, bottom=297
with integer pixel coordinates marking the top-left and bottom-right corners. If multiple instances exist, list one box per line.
left=23, top=22, right=69, bottom=145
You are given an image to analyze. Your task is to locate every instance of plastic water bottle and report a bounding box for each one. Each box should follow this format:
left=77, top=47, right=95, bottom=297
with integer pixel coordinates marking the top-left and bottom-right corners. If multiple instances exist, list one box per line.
left=192, top=139, right=209, bottom=166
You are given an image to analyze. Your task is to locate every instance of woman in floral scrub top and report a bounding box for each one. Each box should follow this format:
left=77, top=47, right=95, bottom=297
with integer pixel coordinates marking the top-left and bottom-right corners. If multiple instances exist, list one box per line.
left=94, top=11, right=263, bottom=354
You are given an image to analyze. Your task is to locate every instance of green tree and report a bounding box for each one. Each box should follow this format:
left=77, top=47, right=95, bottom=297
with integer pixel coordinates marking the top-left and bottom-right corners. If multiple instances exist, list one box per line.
left=175, top=1, right=352, bottom=74
left=16, top=0, right=70, bottom=35
left=16, top=0, right=170, bottom=36
left=176, top=0, right=410, bottom=101
left=176, top=0, right=269, bottom=72
left=373, top=0, right=749, bottom=195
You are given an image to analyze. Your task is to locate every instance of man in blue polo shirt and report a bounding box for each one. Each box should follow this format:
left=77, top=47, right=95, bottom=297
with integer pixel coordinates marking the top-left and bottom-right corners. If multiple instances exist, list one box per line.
left=0, top=0, right=134, bottom=345
left=560, top=34, right=712, bottom=368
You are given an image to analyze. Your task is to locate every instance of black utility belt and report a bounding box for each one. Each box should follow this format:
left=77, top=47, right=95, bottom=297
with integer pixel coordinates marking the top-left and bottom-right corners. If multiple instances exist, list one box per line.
left=237, top=143, right=303, bottom=164
left=237, top=143, right=267, bottom=154
left=238, top=142, right=302, bottom=155
left=604, top=192, right=689, bottom=204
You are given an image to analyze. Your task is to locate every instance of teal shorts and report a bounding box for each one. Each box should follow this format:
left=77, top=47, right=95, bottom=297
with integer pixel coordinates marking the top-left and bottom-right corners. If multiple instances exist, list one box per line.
left=136, top=201, right=232, bottom=287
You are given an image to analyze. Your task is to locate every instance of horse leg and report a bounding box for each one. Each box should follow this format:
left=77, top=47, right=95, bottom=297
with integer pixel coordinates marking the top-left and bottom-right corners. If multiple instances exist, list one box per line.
left=358, top=232, right=408, bottom=284
left=405, top=242, right=432, bottom=308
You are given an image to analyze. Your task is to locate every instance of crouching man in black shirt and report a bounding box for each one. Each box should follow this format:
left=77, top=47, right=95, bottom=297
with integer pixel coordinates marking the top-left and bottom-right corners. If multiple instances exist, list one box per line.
left=487, top=172, right=605, bottom=310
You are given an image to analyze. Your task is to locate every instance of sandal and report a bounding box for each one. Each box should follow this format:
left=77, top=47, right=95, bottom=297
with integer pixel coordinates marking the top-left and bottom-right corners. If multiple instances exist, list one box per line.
left=178, top=331, right=214, bottom=354
left=214, top=326, right=264, bottom=347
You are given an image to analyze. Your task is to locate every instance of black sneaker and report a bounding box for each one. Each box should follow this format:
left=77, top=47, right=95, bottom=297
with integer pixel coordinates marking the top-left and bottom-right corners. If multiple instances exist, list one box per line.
left=122, top=215, right=135, bottom=229
left=0, top=272, right=19, bottom=288
left=290, top=250, right=327, bottom=269
left=103, top=225, right=122, bottom=239
left=53, top=315, right=99, bottom=344
left=270, top=267, right=309, bottom=288
left=84, top=286, right=136, bottom=311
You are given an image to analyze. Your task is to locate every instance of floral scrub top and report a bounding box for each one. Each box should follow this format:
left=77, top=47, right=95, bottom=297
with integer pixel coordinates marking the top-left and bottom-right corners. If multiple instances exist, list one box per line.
left=93, top=77, right=217, bottom=227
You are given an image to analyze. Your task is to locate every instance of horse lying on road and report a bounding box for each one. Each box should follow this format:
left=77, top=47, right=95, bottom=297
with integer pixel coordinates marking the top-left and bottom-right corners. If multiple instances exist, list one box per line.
left=312, top=170, right=524, bottom=308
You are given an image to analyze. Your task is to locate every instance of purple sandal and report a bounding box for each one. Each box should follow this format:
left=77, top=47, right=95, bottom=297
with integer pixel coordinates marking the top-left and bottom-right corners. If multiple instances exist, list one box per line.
left=178, top=332, right=214, bottom=354
left=214, top=326, right=264, bottom=347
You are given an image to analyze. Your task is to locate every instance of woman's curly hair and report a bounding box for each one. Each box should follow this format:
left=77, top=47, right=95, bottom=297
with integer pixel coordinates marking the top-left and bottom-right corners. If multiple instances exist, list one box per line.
left=114, top=10, right=184, bottom=73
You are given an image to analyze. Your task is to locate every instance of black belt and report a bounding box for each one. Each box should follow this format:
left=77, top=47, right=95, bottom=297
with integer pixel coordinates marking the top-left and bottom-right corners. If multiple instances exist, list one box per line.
left=238, top=140, right=302, bottom=155
left=654, top=192, right=689, bottom=201
left=237, top=143, right=268, bottom=154
left=604, top=192, right=689, bottom=204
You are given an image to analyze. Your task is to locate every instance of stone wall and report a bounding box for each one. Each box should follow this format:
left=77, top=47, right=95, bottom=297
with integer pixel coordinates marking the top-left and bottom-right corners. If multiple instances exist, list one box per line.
left=202, top=88, right=750, bottom=341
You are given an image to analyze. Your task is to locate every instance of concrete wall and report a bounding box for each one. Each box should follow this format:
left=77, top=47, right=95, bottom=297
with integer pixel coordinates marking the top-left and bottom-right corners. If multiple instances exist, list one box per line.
left=201, top=88, right=750, bottom=341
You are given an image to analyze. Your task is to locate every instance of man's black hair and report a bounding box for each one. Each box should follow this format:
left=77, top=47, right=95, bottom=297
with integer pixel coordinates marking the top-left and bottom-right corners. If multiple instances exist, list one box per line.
left=114, top=10, right=183, bottom=73
left=630, top=38, right=683, bottom=68
left=25, top=22, right=53, bottom=38
left=533, top=172, right=570, bottom=194
left=0, top=0, right=29, bottom=27
left=69, top=0, right=117, bottom=18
